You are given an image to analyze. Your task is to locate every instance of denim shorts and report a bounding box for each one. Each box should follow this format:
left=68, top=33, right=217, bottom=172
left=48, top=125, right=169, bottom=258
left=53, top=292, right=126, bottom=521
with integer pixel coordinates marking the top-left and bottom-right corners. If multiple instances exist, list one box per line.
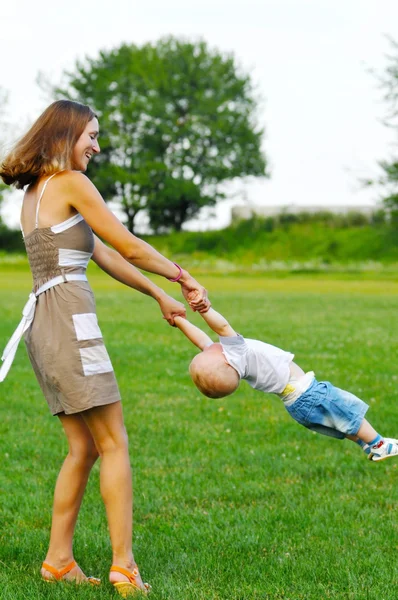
left=285, top=379, right=369, bottom=439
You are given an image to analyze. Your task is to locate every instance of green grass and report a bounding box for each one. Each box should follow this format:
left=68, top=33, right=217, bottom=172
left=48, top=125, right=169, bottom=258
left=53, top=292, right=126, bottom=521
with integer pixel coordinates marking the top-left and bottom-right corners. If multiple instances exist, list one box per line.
left=0, top=268, right=397, bottom=599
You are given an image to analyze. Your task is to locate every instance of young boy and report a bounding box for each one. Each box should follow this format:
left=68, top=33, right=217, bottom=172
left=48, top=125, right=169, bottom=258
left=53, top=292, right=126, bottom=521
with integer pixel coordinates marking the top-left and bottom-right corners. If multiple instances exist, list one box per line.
left=174, top=297, right=398, bottom=462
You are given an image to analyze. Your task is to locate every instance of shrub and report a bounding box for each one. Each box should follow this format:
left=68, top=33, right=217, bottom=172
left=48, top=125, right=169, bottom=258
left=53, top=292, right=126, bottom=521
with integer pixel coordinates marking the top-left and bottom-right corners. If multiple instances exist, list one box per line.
left=0, top=225, right=24, bottom=252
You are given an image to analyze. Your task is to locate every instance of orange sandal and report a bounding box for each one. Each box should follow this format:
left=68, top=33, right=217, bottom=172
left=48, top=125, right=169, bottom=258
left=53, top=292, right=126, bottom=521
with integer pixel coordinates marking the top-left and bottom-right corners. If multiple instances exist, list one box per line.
left=41, top=560, right=100, bottom=585
left=110, top=565, right=151, bottom=597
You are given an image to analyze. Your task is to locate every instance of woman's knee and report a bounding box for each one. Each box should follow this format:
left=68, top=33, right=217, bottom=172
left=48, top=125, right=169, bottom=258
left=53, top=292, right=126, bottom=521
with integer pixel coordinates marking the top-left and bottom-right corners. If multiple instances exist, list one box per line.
left=59, top=413, right=99, bottom=468
left=69, top=438, right=99, bottom=467
left=81, top=403, right=130, bottom=456
left=95, top=426, right=129, bottom=457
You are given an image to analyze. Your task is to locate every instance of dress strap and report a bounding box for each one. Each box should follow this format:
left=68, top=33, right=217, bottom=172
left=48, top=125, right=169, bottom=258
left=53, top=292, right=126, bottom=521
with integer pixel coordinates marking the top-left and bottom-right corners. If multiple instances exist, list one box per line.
left=35, top=172, right=61, bottom=229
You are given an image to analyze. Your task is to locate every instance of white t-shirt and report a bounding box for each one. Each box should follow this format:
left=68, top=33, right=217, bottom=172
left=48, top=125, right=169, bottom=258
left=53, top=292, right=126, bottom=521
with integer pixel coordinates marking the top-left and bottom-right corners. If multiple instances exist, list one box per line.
left=219, top=334, right=294, bottom=394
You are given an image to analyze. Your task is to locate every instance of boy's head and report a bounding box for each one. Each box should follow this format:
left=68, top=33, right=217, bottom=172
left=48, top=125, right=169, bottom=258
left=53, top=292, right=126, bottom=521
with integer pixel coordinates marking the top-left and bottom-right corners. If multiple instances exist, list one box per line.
left=189, top=343, right=239, bottom=399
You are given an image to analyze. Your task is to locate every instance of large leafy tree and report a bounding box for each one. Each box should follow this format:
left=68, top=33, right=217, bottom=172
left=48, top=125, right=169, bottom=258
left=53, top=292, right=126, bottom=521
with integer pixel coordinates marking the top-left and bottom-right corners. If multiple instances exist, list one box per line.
left=54, top=37, right=268, bottom=232
left=374, top=38, right=398, bottom=213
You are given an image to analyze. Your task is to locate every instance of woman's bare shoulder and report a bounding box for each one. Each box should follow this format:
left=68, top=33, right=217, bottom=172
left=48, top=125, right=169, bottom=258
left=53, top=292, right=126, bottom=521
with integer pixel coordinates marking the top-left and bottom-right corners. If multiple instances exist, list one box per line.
left=54, top=169, right=92, bottom=186
left=51, top=170, right=99, bottom=197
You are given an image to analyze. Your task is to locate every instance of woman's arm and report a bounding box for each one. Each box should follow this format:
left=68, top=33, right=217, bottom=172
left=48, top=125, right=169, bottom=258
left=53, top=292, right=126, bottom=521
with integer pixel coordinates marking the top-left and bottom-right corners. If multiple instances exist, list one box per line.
left=92, top=236, right=186, bottom=325
left=61, top=171, right=209, bottom=311
left=174, top=316, right=213, bottom=350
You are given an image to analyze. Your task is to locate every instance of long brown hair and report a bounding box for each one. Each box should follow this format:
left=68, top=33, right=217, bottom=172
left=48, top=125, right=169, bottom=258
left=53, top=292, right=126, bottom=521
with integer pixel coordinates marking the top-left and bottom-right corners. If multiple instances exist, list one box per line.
left=0, top=100, right=96, bottom=189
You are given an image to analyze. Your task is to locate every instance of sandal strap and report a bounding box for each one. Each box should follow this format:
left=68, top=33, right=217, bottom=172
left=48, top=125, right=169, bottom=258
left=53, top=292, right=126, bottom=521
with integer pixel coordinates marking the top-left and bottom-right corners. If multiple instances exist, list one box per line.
left=42, top=560, right=77, bottom=580
left=110, top=564, right=140, bottom=584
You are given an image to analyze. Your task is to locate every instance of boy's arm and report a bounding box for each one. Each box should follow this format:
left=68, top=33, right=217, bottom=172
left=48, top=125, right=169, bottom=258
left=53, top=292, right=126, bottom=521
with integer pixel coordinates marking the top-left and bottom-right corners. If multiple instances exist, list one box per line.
left=174, top=316, right=213, bottom=350
left=187, top=291, right=237, bottom=337
left=198, top=307, right=237, bottom=338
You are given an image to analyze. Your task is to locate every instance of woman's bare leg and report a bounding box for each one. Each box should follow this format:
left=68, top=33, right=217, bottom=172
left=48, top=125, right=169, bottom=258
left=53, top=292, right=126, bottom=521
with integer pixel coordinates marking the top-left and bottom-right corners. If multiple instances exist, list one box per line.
left=41, top=413, right=99, bottom=581
left=81, top=401, right=146, bottom=589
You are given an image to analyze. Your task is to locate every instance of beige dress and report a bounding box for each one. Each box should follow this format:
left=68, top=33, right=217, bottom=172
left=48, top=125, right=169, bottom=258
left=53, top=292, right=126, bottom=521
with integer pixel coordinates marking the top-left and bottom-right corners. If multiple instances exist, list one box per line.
left=21, top=174, right=121, bottom=415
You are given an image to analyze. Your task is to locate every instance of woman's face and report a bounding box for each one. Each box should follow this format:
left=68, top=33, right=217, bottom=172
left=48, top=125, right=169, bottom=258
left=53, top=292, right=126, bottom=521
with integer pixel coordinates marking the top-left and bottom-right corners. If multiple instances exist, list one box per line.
left=72, top=117, right=100, bottom=171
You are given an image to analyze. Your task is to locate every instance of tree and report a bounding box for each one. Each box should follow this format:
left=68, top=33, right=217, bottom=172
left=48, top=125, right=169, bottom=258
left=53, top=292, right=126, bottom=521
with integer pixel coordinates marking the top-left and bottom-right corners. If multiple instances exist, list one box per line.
left=0, top=88, right=10, bottom=219
left=53, top=37, right=268, bottom=232
left=0, top=181, right=6, bottom=216
left=374, top=38, right=398, bottom=214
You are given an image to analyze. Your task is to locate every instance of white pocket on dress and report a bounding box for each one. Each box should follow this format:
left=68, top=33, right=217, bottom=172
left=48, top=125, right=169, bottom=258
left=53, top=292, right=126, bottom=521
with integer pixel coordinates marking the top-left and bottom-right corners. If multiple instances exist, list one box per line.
left=79, top=345, right=113, bottom=376
left=72, top=313, right=103, bottom=341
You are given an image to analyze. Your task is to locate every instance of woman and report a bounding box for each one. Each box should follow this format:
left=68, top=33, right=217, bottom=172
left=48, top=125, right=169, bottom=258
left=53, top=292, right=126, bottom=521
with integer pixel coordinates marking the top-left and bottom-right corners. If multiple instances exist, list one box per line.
left=0, top=100, right=208, bottom=596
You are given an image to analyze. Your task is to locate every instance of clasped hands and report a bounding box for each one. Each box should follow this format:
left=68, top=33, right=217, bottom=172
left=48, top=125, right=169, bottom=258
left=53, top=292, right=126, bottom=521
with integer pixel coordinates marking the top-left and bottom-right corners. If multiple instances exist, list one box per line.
left=159, top=277, right=210, bottom=326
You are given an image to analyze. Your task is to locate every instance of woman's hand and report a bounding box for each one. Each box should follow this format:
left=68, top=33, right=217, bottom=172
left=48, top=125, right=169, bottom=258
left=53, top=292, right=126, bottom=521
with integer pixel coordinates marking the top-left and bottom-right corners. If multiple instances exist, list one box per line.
left=158, top=294, right=186, bottom=326
left=179, top=272, right=210, bottom=312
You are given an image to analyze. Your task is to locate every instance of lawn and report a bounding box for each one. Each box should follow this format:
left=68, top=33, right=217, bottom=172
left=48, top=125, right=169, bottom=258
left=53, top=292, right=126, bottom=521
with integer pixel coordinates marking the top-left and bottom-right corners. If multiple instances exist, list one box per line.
left=0, top=267, right=397, bottom=600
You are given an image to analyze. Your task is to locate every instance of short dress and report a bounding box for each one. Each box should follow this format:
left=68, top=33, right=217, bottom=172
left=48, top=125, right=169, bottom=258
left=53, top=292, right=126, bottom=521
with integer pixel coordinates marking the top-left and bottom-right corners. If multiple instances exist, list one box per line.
left=21, top=175, right=121, bottom=415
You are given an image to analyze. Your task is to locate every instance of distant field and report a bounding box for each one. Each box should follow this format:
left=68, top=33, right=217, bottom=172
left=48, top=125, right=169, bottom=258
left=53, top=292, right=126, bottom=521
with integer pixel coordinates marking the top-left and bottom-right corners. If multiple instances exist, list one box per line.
left=0, top=269, right=397, bottom=599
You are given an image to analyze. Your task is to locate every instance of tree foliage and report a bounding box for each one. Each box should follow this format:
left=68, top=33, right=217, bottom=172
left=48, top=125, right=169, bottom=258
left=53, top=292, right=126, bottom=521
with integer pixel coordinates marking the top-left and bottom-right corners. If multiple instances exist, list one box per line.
left=375, top=37, right=398, bottom=213
left=0, top=181, right=6, bottom=215
left=0, top=88, right=10, bottom=219
left=54, top=37, right=268, bottom=232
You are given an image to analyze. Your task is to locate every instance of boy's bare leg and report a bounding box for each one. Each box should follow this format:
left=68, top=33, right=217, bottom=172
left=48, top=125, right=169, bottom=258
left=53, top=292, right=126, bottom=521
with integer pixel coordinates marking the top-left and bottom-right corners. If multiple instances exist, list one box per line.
left=347, top=418, right=398, bottom=461
left=346, top=418, right=378, bottom=444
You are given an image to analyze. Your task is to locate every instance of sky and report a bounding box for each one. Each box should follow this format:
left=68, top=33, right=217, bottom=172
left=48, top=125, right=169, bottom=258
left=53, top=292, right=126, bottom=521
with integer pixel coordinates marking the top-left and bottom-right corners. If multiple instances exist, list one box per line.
left=1, top=0, right=397, bottom=230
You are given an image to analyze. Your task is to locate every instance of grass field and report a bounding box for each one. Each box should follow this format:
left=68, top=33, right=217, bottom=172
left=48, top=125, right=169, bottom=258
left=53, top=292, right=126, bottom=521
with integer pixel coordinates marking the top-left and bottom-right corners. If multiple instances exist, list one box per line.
left=0, top=266, right=397, bottom=600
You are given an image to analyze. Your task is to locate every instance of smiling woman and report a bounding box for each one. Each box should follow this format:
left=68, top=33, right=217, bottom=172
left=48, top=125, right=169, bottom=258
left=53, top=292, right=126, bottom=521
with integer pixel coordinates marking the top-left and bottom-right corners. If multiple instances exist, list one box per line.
left=72, top=118, right=100, bottom=170
left=0, top=99, right=209, bottom=596
left=0, top=100, right=98, bottom=189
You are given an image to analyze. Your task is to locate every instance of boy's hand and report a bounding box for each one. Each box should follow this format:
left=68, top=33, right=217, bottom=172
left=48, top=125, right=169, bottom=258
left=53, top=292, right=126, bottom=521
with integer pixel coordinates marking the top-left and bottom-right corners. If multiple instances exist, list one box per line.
left=187, top=290, right=211, bottom=313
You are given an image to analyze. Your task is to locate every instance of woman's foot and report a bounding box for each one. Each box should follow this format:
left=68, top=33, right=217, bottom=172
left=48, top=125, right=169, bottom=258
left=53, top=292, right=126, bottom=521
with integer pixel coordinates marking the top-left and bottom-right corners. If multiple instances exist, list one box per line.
left=41, top=560, right=100, bottom=585
left=110, top=563, right=151, bottom=595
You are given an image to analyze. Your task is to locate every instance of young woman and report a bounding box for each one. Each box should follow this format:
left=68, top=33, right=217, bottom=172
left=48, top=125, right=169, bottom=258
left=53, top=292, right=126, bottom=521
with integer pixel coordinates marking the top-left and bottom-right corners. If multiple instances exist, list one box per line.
left=0, top=99, right=208, bottom=595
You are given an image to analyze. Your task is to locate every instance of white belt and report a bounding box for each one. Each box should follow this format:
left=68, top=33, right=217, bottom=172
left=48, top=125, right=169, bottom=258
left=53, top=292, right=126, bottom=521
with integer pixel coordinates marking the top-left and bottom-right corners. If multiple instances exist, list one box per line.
left=0, top=274, right=88, bottom=382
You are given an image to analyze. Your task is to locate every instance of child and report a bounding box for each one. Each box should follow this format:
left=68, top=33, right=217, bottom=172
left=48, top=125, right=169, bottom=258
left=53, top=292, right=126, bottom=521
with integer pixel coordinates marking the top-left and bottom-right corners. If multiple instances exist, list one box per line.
left=174, top=297, right=398, bottom=462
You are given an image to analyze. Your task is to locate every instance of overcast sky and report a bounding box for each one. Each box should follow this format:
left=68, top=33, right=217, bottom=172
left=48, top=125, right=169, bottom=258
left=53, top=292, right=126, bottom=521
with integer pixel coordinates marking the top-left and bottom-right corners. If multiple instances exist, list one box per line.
left=1, top=0, right=397, bottom=229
